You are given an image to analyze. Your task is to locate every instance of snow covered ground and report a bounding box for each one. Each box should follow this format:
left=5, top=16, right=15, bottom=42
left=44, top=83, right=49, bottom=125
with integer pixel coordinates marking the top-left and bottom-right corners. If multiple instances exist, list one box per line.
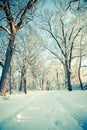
left=0, top=90, right=87, bottom=130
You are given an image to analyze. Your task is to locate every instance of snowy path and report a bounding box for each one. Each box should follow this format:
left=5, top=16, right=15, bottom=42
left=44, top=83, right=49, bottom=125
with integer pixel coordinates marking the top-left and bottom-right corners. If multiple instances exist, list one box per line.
left=0, top=91, right=87, bottom=130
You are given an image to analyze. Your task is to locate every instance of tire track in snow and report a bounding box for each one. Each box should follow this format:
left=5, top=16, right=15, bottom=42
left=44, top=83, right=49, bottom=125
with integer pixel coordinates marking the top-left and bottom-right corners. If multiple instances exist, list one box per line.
left=44, top=91, right=83, bottom=130
left=0, top=94, right=37, bottom=130
left=53, top=92, right=87, bottom=130
left=0, top=91, right=85, bottom=130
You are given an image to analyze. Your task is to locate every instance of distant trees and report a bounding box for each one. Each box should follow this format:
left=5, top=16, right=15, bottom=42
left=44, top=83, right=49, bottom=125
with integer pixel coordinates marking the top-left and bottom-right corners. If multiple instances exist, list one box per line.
left=16, top=31, right=41, bottom=93
left=0, top=0, right=38, bottom=95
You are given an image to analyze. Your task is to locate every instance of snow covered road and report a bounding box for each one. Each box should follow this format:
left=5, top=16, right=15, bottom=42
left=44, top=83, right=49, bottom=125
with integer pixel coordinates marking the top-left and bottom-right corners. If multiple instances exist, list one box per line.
left=0, top=91, right=87, bottom=130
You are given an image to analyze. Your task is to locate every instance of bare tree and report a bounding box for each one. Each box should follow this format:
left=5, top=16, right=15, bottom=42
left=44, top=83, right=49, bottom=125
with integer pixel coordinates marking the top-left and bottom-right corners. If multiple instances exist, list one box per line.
left=74, top=33, right=87, bottom=90
left=39, top=10, right=82, bottom=91
left=0, top=0, right=38, bottom=95
left=13, top=30, right=41, bottom=93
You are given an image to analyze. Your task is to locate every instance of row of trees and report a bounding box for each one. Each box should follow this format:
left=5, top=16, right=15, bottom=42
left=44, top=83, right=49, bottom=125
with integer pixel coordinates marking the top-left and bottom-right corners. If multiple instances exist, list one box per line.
left=0, top=0, right=87, bottom=95
left=0, top=0, right=38, bottom=95
left=36, top=0, right=87, bottom=91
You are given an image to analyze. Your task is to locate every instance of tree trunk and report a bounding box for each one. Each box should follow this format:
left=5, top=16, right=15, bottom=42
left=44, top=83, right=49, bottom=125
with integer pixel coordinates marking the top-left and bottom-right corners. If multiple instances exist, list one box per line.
left=19, top=70, right=23, bottom=92
left=19, top=65, right=27, bottom=94
left=78, top=68, right=83, bottom=90
left=41, top=78, right=44, bottom=90
left=64, top=59, right=72, bottom=91
left=78, top=54, right=83, bottom=90
left=55, top=69, right=60, bottom=89
left=0, top=38, right=15, bottom=96
left=24, top=77, right=27, bottom=94
left=9, top=66, right=12, bottom=95
left=23, top=65, right=27, bottom=94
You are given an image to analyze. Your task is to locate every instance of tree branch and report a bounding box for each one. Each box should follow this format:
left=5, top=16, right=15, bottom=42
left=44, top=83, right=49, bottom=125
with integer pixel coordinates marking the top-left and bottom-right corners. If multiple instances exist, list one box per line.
left=3, top=0, right=38, bottom=34
left=68, top=26, right=75, bottom=41
left=17, top=0, right=38, bottom=30
left=60, top=18, right=65, bottom=40
left=69, top=27, right=82, bottom=68
left=73, top=27, right=82, bottom=42
left=0, top=26, right=10, bottom=35
left=4, top=0, right=14, bottom=28
left=39, top=25, right=65, bottom=58
left=44, top=46, right=65, bottom=65
left=66, top=0, right=80, bottom=10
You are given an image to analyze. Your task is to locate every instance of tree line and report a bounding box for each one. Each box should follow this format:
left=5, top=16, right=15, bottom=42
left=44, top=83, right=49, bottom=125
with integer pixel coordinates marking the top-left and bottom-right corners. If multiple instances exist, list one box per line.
left=0, top=0, right=87, bottom=95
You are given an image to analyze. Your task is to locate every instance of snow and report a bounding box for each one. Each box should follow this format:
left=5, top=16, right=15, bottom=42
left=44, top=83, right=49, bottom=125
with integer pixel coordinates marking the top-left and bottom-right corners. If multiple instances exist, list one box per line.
left=0, top=90, right=87, bottom=130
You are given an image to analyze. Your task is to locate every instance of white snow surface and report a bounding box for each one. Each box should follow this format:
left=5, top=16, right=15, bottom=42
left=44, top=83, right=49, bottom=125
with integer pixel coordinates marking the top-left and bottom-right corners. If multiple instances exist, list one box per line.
left=0, top=90, right=87, bottom=130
